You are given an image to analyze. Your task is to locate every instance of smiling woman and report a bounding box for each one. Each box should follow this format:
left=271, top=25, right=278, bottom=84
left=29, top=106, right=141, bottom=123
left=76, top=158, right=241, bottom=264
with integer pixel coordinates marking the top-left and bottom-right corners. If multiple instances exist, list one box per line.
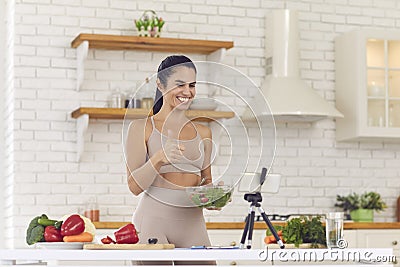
left=153, top=56, right=197, bottom=115
left=125, top=55, right=216, bottom=265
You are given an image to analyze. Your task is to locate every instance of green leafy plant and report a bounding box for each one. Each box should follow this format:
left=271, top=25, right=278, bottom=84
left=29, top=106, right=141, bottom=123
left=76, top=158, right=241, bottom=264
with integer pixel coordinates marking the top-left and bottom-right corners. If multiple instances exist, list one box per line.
left=283, top=217, right=304, bottom=247
left=335, top=192, right=387, bottom=212
left=360, top=192, right=387, bottom=211
left=134, top=10, right=165, bottom=37
left=302, top=216, right=326, bottom=246
left=335, top=192, right=360, bottom=211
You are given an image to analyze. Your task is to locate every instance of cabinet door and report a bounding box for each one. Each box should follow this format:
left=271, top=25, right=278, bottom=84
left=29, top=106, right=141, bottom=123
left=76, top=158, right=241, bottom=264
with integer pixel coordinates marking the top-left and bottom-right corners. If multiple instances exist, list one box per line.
left=208, top=229, right=263, bottom=248
left=357, top=230, right=399, bottom=266
left=357, top=230, right=400, bottom=249
left=343, top=230, right=358, bottom=248
left=335, top=30, right=400, bottom=141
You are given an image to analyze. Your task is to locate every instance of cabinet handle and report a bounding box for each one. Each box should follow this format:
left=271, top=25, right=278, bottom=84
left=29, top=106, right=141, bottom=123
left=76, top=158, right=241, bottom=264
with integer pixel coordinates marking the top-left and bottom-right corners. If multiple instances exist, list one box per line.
left=392, top=240, right=398, bottom=246
left=230, top=241, right=237, bottom=246
left=230, top=261, right=237, bottom=265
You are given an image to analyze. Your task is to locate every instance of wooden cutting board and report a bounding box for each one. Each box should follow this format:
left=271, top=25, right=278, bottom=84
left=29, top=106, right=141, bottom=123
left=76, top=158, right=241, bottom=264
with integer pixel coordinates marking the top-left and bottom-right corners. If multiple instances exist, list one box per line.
left=83, top=244, right=175, bottom=250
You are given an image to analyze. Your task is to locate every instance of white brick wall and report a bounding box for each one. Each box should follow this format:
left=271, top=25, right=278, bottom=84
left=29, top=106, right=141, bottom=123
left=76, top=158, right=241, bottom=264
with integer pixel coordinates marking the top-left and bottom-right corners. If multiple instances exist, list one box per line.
left=0, top=0, right=6, bottom=250
left=5, top=0, right=400, bottom=248
left=4, top=0, right=15, bottom=249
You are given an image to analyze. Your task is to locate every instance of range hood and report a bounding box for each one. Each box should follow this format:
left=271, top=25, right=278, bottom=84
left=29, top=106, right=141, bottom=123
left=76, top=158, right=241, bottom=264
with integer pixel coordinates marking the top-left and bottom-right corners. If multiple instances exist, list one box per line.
left=246, top=9, right=343, bottom=122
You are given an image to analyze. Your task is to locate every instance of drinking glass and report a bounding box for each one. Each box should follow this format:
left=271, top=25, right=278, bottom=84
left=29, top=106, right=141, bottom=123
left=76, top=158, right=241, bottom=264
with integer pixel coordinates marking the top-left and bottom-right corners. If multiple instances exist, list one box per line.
left=325, top=212, right=344, bottom=248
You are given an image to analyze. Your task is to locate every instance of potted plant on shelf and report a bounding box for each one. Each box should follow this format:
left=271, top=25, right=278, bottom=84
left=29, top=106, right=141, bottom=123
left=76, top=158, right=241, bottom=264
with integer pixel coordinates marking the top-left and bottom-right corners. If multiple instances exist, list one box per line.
left=134, top=10, right=165, bottom=37
left=335, top=192, right=387, bottom=222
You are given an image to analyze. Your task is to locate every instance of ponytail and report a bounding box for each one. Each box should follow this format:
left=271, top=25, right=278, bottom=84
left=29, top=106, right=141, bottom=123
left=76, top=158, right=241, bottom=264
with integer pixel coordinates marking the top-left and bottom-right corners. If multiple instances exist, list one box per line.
left=152, top=55, right=196, bottom=115
left=153, top=87, right=163, bottom=115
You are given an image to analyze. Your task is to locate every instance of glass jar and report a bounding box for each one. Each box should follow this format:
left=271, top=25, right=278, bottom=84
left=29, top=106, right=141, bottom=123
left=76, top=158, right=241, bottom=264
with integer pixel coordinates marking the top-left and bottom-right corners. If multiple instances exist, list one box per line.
left=125, top=90, right=142, bottom=108
left=108, top=88, right=125, bottom=108
left=140, top=78, right=154, bottom=109
left=141, top=97, right=154, bottom=109
left=84, top=197, right=100, bottom=222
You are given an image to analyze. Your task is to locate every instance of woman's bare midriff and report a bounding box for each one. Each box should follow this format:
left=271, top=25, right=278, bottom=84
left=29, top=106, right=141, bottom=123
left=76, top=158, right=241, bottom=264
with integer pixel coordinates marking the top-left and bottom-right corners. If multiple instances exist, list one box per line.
left=152, top=172, right=202, bottom=189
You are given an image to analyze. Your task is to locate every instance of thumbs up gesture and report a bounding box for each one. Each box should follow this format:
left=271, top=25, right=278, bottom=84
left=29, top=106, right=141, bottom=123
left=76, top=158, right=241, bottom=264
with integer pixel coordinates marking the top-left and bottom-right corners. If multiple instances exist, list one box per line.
left=158, top=130, right=185, bottom=164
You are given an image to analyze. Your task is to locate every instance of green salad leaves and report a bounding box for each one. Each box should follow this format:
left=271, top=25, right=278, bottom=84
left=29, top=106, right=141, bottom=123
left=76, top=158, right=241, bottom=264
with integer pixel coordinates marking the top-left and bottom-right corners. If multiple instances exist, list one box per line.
left=189, top=187, right=232, bottom=208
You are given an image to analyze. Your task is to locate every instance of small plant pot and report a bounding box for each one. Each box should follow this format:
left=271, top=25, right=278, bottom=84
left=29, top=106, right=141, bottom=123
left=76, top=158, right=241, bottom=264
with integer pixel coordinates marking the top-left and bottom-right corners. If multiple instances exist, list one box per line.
left=350, top=209, right=374, bottom=222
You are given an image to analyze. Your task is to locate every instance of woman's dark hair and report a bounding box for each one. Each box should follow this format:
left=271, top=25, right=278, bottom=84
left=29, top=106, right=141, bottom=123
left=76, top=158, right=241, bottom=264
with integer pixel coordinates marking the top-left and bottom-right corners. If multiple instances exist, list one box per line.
left=153, top=55, right=196, bottom=115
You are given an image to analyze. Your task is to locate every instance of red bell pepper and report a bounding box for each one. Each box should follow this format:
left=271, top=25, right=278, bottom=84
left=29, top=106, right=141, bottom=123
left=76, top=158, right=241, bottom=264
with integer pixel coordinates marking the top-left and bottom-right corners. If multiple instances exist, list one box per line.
left=60, top=214, right=85, bottom=236
left=101, top=235, right=116, bottom=244
left=114, top=223, right=139, bottom=244
left=44, top=226, right=63, bottom=242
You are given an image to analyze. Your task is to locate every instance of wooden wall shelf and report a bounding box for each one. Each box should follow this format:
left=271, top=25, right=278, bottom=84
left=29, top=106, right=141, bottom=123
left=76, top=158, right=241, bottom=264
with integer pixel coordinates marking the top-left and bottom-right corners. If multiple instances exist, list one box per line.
left=71, top=107, right=235, bottom=122
left=71, top=33, right=233, bottom=91
left=71, top=33, right=234, bottom=54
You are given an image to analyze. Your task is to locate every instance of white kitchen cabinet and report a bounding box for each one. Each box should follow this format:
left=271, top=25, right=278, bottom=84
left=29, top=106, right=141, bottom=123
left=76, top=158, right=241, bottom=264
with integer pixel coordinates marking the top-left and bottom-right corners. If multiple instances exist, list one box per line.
left=343, top=230, right=358, bottom=248
left=208, top=229, right=269, bottom=265
left=356, top=229, right=399, bottom=266
left=335, top=30, right=400, bottom=141
left=208, top=229, right=263, bottom=249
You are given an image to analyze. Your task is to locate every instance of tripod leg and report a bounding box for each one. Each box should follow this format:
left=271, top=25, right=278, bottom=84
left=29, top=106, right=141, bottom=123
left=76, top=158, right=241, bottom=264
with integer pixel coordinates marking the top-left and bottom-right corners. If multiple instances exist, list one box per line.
left=259, top=207, right=285, bottom=249
left=239, top=207, right=252, bottom=249
left=246, top=206, right=256, bottom=249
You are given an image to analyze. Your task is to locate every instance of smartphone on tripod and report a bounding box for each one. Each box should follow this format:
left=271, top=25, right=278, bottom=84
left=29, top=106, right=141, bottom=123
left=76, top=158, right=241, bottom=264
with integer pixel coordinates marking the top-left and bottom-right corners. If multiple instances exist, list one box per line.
left=239, top=168, right=285, bottom=249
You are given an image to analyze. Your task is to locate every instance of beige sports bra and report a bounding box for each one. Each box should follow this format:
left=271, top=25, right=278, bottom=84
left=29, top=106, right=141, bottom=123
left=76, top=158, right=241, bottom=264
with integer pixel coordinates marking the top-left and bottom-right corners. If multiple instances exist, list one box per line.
left=146, top=116, right=205, bottom=176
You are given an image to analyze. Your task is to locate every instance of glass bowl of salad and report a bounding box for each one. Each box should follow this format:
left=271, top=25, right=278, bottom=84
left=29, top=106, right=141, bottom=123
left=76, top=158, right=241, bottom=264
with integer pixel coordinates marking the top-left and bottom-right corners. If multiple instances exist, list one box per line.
left=186, top=184, right=233, bottom=209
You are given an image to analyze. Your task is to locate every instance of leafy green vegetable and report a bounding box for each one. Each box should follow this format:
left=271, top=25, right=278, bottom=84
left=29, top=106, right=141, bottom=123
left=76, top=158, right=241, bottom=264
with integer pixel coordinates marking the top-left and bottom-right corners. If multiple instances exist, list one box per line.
left=282, top=218, right=303, bottom=247
left=26, top=214, right=48, bottom=245
left=281, top=216, right=326, bottom=248
left=189, top=187, right=232, bottom=208
left=302, top=216, right=326, bottom=248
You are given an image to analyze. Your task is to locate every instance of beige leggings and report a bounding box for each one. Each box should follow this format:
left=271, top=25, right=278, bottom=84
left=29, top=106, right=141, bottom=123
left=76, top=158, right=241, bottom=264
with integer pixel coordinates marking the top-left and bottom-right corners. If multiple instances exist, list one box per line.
left=132, top=188, right=215, bottom=265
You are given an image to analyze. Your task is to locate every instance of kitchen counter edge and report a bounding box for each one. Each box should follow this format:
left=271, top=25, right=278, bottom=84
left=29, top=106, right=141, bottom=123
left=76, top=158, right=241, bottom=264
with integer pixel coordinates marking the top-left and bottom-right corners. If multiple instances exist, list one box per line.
left=94, top=221, right=400, bottom=229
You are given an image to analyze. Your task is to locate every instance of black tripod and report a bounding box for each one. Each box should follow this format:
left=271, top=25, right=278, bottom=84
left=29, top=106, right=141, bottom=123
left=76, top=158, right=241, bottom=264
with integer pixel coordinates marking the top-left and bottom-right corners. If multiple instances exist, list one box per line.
left=239, top=168, right=285, bottom=249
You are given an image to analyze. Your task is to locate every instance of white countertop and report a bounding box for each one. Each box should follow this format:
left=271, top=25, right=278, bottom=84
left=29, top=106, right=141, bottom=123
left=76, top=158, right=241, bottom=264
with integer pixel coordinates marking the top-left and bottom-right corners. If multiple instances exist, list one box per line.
left=0, top=248, right=395, bottom=266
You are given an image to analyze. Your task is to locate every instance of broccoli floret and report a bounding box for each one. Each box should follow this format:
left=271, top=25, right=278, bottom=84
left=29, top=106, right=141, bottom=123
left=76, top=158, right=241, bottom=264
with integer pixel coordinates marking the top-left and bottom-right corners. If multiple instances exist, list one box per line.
left=26, top=214, right=47, bottom=245
left=26, top=225, right=45, bottom=245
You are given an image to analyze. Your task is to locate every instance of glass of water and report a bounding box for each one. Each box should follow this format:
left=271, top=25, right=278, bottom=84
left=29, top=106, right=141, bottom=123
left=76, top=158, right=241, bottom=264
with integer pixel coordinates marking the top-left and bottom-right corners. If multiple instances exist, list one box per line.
left=325, top=212, right=344, bottom=248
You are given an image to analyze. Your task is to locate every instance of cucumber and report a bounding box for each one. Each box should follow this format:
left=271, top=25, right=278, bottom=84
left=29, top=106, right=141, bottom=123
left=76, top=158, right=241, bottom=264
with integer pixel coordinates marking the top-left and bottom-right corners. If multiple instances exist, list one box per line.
left=38, top=218, right=61, bottom=227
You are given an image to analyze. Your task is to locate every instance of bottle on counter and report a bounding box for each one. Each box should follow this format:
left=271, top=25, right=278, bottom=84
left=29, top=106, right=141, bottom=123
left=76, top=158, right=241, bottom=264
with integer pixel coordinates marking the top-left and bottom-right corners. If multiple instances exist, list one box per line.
left=84, top=197, right=100, bottom=222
